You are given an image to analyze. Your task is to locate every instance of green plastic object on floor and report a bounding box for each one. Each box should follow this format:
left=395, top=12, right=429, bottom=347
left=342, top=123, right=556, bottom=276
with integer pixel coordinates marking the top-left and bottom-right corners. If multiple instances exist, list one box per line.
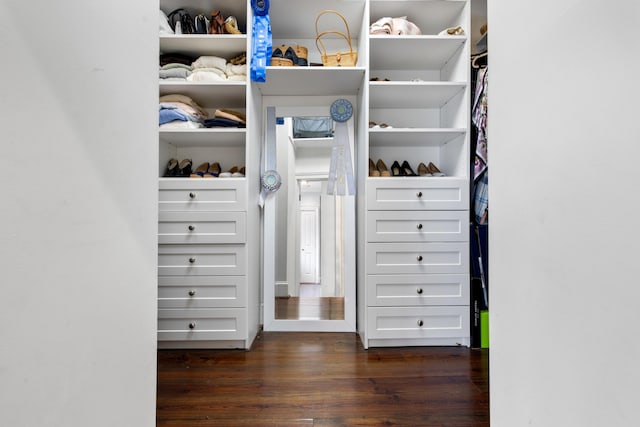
left=481, top=310, right=489, bottom=348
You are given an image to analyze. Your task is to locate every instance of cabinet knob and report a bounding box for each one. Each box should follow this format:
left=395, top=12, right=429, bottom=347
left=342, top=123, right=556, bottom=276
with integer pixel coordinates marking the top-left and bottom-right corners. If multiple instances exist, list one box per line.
left=188, top=225, right=195, bottom=231
left=188, top=289, right=196, bottom=296
left=417, top=255, right=423, bottom=262
left=189, top=192, right=196, bottom=199
left=189, top=257, right=196, bottom=264
left=416, top=191, right=423, bottom=198
left=188, top=322, right=196, bottom=329
left=417, top=288, right=423, bottom=294
left=417, top=223, right=423, bottom=230
left=417, top=320, right=424, bottom=327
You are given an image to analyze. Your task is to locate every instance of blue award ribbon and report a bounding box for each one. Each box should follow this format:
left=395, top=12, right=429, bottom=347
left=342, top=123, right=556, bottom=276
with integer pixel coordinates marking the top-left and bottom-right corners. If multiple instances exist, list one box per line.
left=250, top=0, right=271, bottom=82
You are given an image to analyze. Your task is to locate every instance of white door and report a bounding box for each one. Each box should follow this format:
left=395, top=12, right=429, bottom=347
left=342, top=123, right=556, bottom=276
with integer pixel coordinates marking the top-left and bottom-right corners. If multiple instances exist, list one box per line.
left=299, top=208, right=319, bottom=283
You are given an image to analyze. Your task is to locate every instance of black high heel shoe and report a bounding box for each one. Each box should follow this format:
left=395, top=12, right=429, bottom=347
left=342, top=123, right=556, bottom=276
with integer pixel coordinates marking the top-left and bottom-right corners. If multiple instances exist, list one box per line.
left=401, top=160, right=417, bottom=176
left=391, top=161, right=404, bottom=176
left=175, top=159, right=192, bottom=177
left=164, top=158, right=179, bottom=177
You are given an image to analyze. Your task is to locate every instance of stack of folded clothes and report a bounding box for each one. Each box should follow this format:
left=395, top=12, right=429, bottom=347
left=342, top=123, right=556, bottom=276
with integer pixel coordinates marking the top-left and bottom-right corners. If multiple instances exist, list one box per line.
left=159, top=53, right=196, bottom=81
left=159, top=94, right=208, bottom=129
left=188, top=55, right=228, bottom=82
left=204, top=109, right=246, bottom=128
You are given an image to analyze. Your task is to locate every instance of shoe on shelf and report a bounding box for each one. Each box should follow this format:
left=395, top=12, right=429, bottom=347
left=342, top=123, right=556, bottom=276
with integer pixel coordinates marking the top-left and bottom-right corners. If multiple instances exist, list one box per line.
left=219, top=166, right=239, bottom=178
left=418, top=162, right=432, bottom=176
left=232, top=166, right=245, bottom=177
left=438, top=25, right=465, bottom=36
left=369, top=159, right=381, bottom=177
left=428, top=162, right=445, bottom=177
left=175, top=159, right=192, bottom=177
left=225, top=16, right=242, bottom=34
left=164, top=158, right=179, bottom=177
left=203, top=162, right=221, bottom=178
left=391, top=160, right=404, bottom=177
left=401, top=160, right=417, bottom=176
left=190, top=162, right=210, bottom=178
left=376, top=159, right=391, bottom=177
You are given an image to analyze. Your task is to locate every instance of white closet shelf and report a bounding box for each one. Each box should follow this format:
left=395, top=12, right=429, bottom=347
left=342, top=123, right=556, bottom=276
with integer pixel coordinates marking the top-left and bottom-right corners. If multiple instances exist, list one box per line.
left=369, top=36, right=466, bottom=70
left=256, top=67, right=366, bottom=96
left=159, top=128, right=246, bottom=147
left=369, top=82, right=466, bottom=108
left=160, top=35, right=247, bottom=57
left=291, top=137, right=334, bottom=149
left=269, top=0, right=365, bottom=40
left=369, top=128, right=466, bottom=147
left=159, top=81, right=246, bottom=108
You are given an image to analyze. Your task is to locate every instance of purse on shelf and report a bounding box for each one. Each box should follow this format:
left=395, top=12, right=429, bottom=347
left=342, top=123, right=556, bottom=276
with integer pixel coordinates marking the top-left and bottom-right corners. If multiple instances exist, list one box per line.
left=315, top=10, right=358, bottom=67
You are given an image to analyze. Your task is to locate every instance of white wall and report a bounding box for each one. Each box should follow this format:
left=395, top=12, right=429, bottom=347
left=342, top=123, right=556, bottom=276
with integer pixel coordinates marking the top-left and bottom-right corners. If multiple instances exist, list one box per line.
left=490, top=1, right=640, bottom=426
left=0, top=1, right=158, bottom=426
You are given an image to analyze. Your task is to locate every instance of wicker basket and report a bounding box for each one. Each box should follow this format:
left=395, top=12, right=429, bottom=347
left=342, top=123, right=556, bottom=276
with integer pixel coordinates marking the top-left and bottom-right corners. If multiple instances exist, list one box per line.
left=315, top=10, right=358, bottom=67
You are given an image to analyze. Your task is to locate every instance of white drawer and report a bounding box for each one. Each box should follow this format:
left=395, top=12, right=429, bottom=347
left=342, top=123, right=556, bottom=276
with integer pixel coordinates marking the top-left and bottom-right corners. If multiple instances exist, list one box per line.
left=158, top=275, right=247, bottom=308
left=158, top=244, right=246, bottom=276
left=158, top=308, right=246, bottom=341
left=367, top=274, right=469, bottom=306
left=158, top=179, right=246, bottom=211
left=367, top=210, right=468, bottom=243
left=367, top=242, right=468, bottom=274
left=158, top=211, right=246, bottom=244
left=367, top=306, right=469, bottom=340
left=366, top=178, right=468, bottom=211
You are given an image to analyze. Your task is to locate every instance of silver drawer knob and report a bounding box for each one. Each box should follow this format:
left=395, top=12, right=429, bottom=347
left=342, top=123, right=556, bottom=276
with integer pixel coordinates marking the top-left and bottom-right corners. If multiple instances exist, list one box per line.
left=417, top=224, right=423, bottom=230
left=416, top=191, right=423, bottom=198
left=417, top=255, right=423, bottom=262
left=188, top=290, right=196, bottom=296
left=189, top=257, right=196, bottom=264
left=188, top=225, right=195, bottom=231
left=189, top=192, right=196, bottom=199
left=188, top=322, right=196, bottom=329
left=417, top=288, right=423, bottom=294
left=417, top=320, right=424, bottom=327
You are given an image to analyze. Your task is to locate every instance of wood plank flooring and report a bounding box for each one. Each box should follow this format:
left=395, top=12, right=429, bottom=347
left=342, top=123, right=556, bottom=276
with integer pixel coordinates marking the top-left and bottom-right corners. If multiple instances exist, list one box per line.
left=275, top=297, right=345, bottom=320
left=157, top=332, right=489, bottom=426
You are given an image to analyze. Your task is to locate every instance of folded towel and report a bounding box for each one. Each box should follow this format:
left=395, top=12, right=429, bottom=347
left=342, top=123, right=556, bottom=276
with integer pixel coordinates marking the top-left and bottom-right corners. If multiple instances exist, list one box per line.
left=192, top=55, right=227, bottom=71
left=159, top=67, right=191, bottom=79
left=215, top=108, right=246, bottom=124
left=187, top=69, right=227, bottom=82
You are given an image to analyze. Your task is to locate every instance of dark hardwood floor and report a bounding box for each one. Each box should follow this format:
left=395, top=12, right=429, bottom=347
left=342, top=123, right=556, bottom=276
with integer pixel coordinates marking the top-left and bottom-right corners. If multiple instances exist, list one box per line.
left=275, top=296, right=345, bottom=320
left=157, top=332, right=489, bottom=426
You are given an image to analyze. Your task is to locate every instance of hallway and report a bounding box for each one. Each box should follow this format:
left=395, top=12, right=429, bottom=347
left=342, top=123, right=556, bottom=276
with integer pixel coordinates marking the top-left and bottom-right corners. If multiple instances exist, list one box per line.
left=157, top=332, right=489, bottom=426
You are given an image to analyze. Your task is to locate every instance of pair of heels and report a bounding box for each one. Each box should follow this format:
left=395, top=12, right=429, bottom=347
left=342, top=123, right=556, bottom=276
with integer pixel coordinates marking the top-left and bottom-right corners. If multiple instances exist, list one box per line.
left=369, top=159, right=391, bottom=177
left=271, top=45, right=308, bottom=66
left=391, top=160, right=418, bottom=177
left=417, top=162, right=445, bottom=177
left=164, top=159, right=192, bottom=177
left=218, top=165, right=245, bottom=178
left=190, top=162, right=222, bottom=178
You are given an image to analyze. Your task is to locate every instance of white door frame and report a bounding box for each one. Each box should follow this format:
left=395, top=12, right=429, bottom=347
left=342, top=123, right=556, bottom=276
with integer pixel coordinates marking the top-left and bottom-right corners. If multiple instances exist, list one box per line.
left=262, top=97, right=356, bottom=332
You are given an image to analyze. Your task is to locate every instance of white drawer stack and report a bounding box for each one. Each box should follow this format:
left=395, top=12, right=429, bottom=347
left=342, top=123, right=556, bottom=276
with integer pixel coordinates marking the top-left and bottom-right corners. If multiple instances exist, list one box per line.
left=363, top=179, right=470, bottom=347
left=157, top=179, right=250, bottom=348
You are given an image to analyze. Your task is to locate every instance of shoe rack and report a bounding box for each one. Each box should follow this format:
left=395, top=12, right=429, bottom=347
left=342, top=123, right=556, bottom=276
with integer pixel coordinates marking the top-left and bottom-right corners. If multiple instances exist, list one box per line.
left=359, top=0, right=471, bottom=348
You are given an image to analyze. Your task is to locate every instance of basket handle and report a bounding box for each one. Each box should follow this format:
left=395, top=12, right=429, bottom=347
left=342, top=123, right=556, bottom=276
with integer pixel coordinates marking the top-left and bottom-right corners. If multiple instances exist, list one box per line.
left=315, top=30, right=354, bottom=57
left=315, top=10, right=354, bottom=55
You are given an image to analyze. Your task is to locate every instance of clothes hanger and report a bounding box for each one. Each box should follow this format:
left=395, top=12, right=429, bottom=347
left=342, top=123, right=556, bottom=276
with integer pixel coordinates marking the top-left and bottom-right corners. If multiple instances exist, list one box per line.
left=471, top=51, right=488, bottom=69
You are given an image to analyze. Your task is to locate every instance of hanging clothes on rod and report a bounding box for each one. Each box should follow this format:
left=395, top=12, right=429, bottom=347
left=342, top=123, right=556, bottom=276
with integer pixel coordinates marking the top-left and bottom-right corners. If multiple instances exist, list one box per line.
left=471, top=51, right=488, bottom=225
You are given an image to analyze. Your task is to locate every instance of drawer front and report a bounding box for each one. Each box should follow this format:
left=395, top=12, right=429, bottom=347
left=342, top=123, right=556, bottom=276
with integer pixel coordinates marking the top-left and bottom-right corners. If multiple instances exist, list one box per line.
left=367, top=210, right=468, bottom=243
left=367, top=274, right=469, bottom=306
left=158, top=308, right=246, bottom=341
left=158, top=244, right=246, bottom=276
left=367, top=242, right=468, bottom=274
left=158, top=275, right=247, bottom=308
left=158, top=211, right=246, bottom=244
left=366, top=179, right=468, bottom=211
left=367, top=306, right=469, bottom=340
left=158, top=179, right=246, bottom=211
